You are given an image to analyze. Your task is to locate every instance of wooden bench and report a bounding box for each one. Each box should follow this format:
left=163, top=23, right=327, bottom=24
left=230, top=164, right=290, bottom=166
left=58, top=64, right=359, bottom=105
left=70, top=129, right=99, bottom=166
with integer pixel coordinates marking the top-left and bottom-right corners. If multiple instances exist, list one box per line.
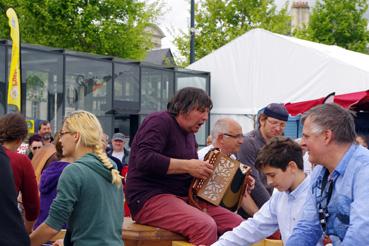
left=253, top=239, right=284, bottom=246
left=122, top=217, right=187, bottom=246
left=47, top=220, right=283, bottom=246
left=122, top=217, right=284, bottom=246
left=172, top=241, right=193, bottom=246
left=171, top=239, right=283, bottom=246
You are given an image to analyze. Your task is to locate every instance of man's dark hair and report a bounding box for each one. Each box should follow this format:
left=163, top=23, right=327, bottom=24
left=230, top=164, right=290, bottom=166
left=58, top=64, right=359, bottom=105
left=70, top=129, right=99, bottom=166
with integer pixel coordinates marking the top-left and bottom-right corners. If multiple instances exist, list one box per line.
left=167, top=87, right=212, bottom=116
left=0, top=113, right=28, bottom=143
left=28, top=134, right=43, bottom=145
left=38, top=120, right=50, bottom=131
left=255, top=137, right=303, bottom=171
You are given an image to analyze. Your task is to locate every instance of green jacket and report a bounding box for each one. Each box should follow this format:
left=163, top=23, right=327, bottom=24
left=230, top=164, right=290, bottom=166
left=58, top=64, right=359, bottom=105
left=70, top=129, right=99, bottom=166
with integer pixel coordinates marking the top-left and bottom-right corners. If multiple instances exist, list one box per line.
left=46, top=153, right=124, bottom=246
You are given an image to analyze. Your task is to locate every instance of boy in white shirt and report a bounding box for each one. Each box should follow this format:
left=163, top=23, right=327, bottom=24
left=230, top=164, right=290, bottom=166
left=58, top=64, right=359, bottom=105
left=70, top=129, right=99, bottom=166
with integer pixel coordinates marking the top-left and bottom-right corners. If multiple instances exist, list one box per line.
left=212, top=137, right=321, bottom=246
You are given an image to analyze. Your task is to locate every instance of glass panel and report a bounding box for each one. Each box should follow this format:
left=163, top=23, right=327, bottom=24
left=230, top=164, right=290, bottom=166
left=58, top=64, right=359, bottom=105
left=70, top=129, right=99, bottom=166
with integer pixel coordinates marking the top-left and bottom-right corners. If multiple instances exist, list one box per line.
left=140, top=67, right=174, bottom=114
left=65, top=56, right=112, bottom=117
left=0, top=46, right=6, bottom=115
left=114, top=63, right=139, bottom=102
left=176, top=72, right=208, bottom=91
left=21, top=49, right=63, bottom=132
left=98, top=115, right=113, bottom=137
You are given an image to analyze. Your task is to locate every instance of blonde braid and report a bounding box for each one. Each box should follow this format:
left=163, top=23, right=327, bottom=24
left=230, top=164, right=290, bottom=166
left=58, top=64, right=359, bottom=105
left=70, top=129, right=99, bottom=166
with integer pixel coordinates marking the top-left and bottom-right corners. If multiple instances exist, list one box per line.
left=94, top=144, right=122, bottom=187
left=63, top=110, right=122, bottom=187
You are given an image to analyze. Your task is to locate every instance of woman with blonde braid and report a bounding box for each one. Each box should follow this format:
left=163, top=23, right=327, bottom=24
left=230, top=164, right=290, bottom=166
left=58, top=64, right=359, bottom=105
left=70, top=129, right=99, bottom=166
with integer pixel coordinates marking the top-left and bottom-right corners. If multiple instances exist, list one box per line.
left=30, top=110, right=123, bottom=246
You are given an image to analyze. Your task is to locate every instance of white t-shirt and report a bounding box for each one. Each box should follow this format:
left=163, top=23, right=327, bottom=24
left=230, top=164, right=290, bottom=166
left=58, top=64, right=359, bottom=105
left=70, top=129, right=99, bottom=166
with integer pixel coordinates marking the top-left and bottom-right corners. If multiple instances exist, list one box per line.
left=303, top=152, right=313, bottom=175
left=197, top=145, right=214, bottom=160
left=112, top=151, right=124, bottom=161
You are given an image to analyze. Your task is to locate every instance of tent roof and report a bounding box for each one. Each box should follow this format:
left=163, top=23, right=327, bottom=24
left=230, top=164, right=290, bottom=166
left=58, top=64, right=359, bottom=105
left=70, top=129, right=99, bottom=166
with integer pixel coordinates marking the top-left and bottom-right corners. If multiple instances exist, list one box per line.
left=277, top=34, right=369, bottom=74
left=188, top=28, right=369, bottom=115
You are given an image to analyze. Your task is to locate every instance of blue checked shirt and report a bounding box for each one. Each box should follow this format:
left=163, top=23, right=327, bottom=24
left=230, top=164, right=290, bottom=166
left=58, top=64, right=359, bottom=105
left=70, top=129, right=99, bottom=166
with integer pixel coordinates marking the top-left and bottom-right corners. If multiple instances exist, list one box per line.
left=286, top=144, right=369, bottom=246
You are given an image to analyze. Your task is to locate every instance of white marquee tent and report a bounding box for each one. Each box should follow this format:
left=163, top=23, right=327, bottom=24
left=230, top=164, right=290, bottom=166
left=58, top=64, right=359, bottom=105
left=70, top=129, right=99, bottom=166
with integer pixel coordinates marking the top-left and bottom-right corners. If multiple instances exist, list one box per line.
left=187, top=28, right=369, bottom=131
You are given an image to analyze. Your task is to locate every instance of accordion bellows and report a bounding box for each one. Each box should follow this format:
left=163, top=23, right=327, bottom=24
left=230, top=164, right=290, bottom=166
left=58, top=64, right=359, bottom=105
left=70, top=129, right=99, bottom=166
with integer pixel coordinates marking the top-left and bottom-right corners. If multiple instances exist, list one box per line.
left=189, top=148, right=251, bottom=209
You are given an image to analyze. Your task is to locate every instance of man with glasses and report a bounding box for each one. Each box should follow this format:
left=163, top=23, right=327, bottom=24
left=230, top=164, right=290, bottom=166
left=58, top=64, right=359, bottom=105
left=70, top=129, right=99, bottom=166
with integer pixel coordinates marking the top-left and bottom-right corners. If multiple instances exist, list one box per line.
left=198, top=118, right=255, bottom=213
left=198, top=118, right=244, bottom=160
left=237, top=103, right=289, bottom=219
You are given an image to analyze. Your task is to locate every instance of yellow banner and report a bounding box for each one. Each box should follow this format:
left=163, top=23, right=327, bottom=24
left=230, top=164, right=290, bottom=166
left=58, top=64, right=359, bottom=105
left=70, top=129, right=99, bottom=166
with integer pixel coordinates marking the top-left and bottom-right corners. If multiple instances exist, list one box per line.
left=6, top=8, right=21, bottom=112
left=26, top=119, right=35, bottom=134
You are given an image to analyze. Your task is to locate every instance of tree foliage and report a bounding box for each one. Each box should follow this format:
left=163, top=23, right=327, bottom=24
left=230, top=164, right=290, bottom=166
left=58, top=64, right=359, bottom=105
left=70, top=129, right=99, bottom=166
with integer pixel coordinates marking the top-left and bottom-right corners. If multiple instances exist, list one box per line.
left=294, top=0, right=369, bottom=53
left=174, top=0, right=291, bottom=65
left=0, top=0, right=161, bottom=60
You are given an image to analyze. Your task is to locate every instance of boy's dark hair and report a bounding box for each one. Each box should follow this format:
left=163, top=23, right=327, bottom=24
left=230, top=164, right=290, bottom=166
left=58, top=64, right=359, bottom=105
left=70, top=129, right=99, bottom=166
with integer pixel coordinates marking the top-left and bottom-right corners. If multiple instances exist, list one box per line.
left=0, top=113, right=28, bottom=144
left=255, top=136, right=303, bottom=171
left=167, top=87, right=213, bottom=116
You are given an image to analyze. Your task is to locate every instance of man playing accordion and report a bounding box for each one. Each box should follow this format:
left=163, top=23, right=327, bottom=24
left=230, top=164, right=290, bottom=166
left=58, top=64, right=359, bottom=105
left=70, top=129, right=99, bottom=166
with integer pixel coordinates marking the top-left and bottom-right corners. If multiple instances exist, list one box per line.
left=125, top=87, right=243, bottom=246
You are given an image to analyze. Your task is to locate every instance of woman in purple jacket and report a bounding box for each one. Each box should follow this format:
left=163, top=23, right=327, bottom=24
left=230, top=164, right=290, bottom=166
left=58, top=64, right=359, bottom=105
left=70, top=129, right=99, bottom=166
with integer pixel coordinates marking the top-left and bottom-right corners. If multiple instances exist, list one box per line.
left=33, top=132, right=73, bottom=229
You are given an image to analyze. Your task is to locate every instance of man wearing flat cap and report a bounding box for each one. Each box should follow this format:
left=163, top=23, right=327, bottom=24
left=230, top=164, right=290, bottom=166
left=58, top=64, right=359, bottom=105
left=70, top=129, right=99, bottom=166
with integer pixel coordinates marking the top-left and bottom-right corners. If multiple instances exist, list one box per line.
left=237, top=103, right=289, bottom=219
left=108, top=133, right=130, bottom=172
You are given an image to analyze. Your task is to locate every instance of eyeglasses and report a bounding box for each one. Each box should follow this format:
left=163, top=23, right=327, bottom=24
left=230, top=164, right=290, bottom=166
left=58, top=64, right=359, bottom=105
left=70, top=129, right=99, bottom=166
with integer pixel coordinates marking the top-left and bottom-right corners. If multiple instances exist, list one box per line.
left=223, top=133, right=244, bottom=139
left=266, top=119, right=286, bottom=128
left=32, top=146, right=42, bottom=150
left=60, top=131, right=73, bottom=137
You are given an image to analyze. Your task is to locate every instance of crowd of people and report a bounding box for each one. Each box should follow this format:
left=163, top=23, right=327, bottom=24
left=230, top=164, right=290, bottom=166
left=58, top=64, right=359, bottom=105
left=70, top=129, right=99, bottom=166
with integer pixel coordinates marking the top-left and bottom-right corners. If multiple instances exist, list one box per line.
left=1, top=113, right=127, bottom=245
left=2, top=86, right=369, bottom=246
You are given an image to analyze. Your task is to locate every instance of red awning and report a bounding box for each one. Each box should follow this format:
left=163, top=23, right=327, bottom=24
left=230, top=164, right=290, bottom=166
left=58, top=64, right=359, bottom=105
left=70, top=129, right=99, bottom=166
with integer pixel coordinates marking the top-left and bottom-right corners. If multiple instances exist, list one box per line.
left=285, top=90, right=369, bottom=116
left=334, top=90, right=369, bottom=110
left=285, top=97, right=325, bottom=116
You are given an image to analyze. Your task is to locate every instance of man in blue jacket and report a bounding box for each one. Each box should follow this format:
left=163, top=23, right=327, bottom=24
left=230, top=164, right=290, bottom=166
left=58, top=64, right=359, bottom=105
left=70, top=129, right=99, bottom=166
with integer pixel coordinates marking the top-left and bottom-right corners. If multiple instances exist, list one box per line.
left=287, top=103, right=369, bottom=245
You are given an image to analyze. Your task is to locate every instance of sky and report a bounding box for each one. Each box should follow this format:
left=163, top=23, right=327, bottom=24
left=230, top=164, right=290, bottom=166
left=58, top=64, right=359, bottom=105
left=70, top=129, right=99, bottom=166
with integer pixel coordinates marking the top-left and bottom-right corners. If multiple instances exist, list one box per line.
left=157, top=0, right=314, bottom=58
left=156, top=0, right=189, bottom=55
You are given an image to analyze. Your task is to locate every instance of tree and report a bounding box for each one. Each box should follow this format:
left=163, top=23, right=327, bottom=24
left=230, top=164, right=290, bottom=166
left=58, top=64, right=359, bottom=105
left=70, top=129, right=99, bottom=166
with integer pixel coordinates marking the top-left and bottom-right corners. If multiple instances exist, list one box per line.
left=174, top=0, right=291, bottom=65
left=0, top=0, right=162, bottom=60
left=294, top=0, right=369, bottom=53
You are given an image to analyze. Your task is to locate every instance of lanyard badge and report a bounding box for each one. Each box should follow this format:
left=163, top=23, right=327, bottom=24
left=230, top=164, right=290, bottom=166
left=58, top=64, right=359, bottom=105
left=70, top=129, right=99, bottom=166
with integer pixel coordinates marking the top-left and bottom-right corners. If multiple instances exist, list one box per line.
left=316, top=169, right=335, bottom=245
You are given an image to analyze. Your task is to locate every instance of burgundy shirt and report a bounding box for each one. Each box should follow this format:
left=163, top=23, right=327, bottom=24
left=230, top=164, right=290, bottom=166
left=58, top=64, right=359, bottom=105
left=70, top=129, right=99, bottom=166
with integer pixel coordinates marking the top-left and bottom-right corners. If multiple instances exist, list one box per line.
left=126, top=111, right=198, bottom=217
left=5, top=147, right=40, bottom=221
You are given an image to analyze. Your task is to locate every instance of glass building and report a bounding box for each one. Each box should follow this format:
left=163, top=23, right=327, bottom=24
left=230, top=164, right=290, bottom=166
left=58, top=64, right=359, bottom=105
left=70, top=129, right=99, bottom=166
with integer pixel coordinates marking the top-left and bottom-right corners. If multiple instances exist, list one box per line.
left=0, top=41, right=210, bottom=146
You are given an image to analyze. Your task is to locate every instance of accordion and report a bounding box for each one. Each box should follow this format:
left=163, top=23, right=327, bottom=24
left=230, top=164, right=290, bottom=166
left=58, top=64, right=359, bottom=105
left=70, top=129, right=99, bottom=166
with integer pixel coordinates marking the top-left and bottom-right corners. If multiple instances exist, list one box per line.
left=189, top=148, right=251, bottom=211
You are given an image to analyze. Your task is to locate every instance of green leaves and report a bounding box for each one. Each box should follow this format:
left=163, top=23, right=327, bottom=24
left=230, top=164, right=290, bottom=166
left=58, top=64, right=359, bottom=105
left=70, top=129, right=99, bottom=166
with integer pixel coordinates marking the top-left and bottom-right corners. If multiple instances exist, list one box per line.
left=174, top=0, right=290, bottom=65
left=0, top=0, right=162, bottom=60
left=294, top=0, right=369, bottom=53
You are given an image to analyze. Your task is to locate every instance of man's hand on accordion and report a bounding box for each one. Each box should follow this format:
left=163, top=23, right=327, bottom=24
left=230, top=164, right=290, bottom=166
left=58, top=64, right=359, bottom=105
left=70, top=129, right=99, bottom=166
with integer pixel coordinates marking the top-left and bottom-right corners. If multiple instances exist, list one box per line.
left=188, top=159, right=214, bottom=180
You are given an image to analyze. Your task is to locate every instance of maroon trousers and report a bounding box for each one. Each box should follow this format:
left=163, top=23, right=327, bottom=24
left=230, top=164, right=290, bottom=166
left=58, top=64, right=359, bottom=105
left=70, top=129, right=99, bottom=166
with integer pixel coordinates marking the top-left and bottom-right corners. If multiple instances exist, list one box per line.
left=133, top=194, right=243, bottom=245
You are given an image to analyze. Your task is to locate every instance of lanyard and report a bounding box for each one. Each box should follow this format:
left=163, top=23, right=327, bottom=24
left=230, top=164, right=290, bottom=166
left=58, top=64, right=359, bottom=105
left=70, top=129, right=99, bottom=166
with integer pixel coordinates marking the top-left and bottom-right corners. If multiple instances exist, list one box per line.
left=317, top=169, right=335, bottom=245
